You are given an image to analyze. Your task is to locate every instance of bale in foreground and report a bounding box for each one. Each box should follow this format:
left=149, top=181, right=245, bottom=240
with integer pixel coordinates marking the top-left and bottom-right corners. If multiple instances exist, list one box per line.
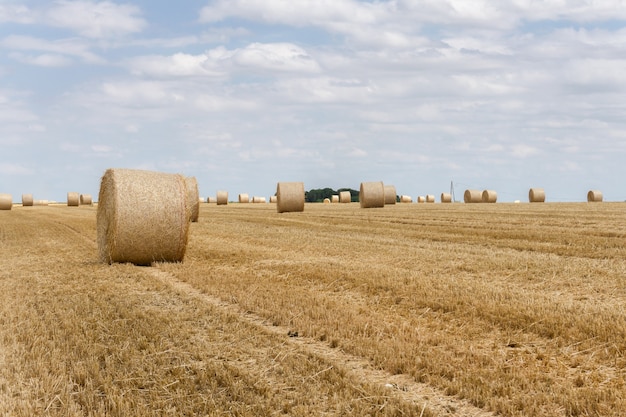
left=185, top=176, right=199, bottom=222
left=22, top=194, right=34, bottom=207
left=97, top=168, right=190, bottom=265
left=67, top=192, right=80, bottom=207
left=0, top=194, right=12, bottom=210
left=529, top=188, right=546, bottom=203
left=360, top=181, right=385, bottom=208
left=276, top=182, right=304, bottom=213
left=384, top=185, right=397, bottom=205
left=464, top=189, right=482, bottom=203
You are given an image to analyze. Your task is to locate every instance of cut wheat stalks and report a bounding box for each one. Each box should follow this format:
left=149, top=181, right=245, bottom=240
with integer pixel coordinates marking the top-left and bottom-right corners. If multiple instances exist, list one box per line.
left=21, top=194, right=33, bottom=207
left=482, top=190, right=497, bottom=203
left=79, top=194, right=93, bottom=206
left=529, top=188, right=546, bottom=203
left=67, top=192, right=80, bottom=207
left=587, top=190, right=603, bottom=202
left=276, top=182, right=305, bottom=213
left=185, top=177, right=199, bottom=222
left=360, top=181, right=385, bottom=208
left=0, top=193, right=12, bottom=210
left=238, top=193, right=250, bottom=203
left=217, top=191, right=228, bottom=205
left=464, top=189, right=482, bottom=203
left=440, top=192, right=452, bottom=203
left=384, top=185, right=397, bottom=205
left=97, top=168, right=190, bottom=265
left=339, top=191, right=352, bottom=203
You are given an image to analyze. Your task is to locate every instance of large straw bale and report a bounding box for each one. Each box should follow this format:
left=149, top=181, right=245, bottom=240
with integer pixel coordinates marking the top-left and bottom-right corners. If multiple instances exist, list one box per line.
left=238, top=193, right=249, bottom=203
left=482, top=190, right=497, bottom=203
left=587, top=190, right=603, bottom=202
left=464, top=189, right=482, bottom=203
left=276, top=182, right=304, bottom=213
left=339, top=191, right=351, bottom=203
left=0, top=194, right=12, bottom=210
left=22, top=194, right=34, bottom=207
left=425, top=194, right=435, bottom=203
left=80, top=194, right=93, bottom=206
left=331, top=195, right=339, bottom=203
left=67, top=192, right=80, bottom=207
left=440, top=193, right=452, bottom=203
left=529, top=188, right=545, bottom=203
left=359, top=181, right=385, bottom=208
left=185, top=177, right=199, bottom=222
left=384, top=185, right=397, bottom=205
left=97, top=168, right=190, bottom=265
left=216, top=191, right=228, bottom=205
left=400, top=195, right=412, bottom=203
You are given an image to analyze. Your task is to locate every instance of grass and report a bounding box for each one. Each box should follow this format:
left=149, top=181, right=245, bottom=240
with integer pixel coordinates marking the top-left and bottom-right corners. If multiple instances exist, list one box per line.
left=1, top=202, right=626, bottom=416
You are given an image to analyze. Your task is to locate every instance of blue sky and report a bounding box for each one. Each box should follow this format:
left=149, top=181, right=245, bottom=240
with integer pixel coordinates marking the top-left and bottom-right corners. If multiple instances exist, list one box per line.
left=1, top=0, right=626, bottom=203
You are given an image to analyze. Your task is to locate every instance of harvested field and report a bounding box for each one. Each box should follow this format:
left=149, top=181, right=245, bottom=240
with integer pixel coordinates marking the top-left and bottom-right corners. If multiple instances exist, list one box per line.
left=1, top=202, right=626, bottom=416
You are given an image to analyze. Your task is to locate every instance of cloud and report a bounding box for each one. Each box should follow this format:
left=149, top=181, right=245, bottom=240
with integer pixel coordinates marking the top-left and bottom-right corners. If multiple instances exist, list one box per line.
left=0, top=3, right=34, bottom=24
left=128, top=52, right=226, bottom=77
left=0, top=35, right=104, bottom=63
left=45, top=0, right=146, bottom=38
left=232, top=43, right=321, bottom=73
left=8, top=52, right=72, bottom=67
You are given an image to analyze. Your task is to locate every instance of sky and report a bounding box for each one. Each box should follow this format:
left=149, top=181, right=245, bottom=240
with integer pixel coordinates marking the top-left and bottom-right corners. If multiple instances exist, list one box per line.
left=1, top=0, right=626, bottom=203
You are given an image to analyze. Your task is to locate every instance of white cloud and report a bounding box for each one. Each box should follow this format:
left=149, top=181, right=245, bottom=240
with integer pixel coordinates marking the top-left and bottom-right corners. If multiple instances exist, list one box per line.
left=128, top=52, right=225, bottom=77
left=0, top=35, right=104, bottom=63
left=232, top=43, right=321, bottom=73
left=8, top=52, right=72, bottom=67
left=45, top=0, right=146, bottom=38
left=0, top=4, right=34, bottom=24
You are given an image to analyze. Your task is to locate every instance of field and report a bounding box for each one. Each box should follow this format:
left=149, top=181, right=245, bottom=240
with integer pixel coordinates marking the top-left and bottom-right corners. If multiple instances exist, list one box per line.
left=1, top=202, right=625, bottom=416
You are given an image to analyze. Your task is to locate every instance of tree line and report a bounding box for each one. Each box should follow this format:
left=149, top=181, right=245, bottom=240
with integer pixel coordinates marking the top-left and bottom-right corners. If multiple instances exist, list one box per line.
left=304, top=188, right=359, bottom=203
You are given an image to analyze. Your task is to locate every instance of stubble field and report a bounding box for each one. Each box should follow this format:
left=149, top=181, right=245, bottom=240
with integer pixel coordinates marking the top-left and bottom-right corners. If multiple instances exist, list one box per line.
left=1, top=202, right=625, bottom=416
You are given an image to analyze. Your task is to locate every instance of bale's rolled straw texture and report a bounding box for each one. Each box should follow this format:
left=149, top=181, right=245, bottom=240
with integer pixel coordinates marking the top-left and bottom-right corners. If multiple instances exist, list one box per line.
left=276, top=182, right=305, bottom=213
left=331, top=195, right=339, bottom=203
left=67, top=192, right=80, bottom=207
left=529, top=188, right=545, bottom=203
left=339, top=191, right=351, bottom=203
left=359, top=181, right=385, bottom=208
left=417, top=196, right=426, bottom=203
left=384, top=185, right=397, bottom=205
left=269, top=195, right=277, bottom=203
left=464, top=189, right=482, bottom=203
left=216, top=191, right=228, bottom=205
left=587, top=190, right=603, bottom=202
left=238, top=193, right=249, bottom=203
left=80, top=194, right=93, bottom=206
left=207, top=197, right=217, bottom=203
left=185, top=177, right=199, bottom=222
left=440, top=193, right=452, bottom=203
left=22, top=194, right=34, bottom=207
left=0, top=194, right=12, bottom=210
left=482, top=190, right=497, bottom=203
left=252, top=196, right=266, bottom=203
left=400, top=195, right=412, bottom=203
left=425, top=194, right=435, bottom=203
left=97, top=168, right=190, bottom=265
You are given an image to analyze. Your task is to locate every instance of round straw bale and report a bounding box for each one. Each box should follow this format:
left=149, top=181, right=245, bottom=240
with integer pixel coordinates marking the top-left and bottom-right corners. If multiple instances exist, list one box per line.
left=417, top=196, right=426, bottom=203
left=0, top=194, right=12, bottom=210
left=80, top=194, right=93, bottom=206
left=440, top=193, right=452, bottom=203
left=207, top=196, right=217, bottom=203
left=400, top=195, right=412, bottom=203
left=339, top=191, right=351, bottom=203
left=269, top=195, right=277, bottom=203
left=276, top=182, right=304, bottom=213
left=185, top=177, right=199, bottom=222
left=199, top=197, right=206, bottom=203
left=252, top=196, right=266, bottom=203
left=359, top=181, right=385, bottom=208
left=238, top=193, right=249, bottom=203
left=97, top=168, right=190, bottom=265
left=34, top=199, right=48, bottom=206
left=528, top=188, right=545, bottom=203
left=482, top=190, right=497, bottom=203
left=22, top=194, right=34, bottom=207
left=216, top=190, right=228, bottom=205
left=425, top=194, right=435, bottom=203
left=464, top=189, right=482, bottom=203
left=67, top=192, right=80, bottom=207
left=384, top=185, right=397, bottom=205
left=331, top=195, right=339, bottom=203
left=587, top=190, right=603, bottom=202
left=323, top=198, right=330, bottom=204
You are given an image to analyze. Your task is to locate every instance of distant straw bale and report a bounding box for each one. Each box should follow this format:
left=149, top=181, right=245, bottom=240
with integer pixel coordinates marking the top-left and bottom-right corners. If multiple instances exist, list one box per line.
left=440, top=193, right=452, bottom=203
left=80, top=194, right=93, bottom=206
left=384, top=185, right=397, bottom=205
left=276, top=182, right=305, bottom=213
left=339, top=191, right=351, bottom=203
left=359, top=181, right=385, bottom=208
left=97, top=168, right=190, bottom=265
left=323, top=198, right=330, bottom=204
left=238, top=193, right=249, bottom=203
left=400, top=195, right=412, bottom=203
left=529, top=188, right=545, bottom=203
left=417, top=196, right=426, bottom=203
left=0, top=194, right=12, bottom=210
left=331, top=195, right=339, bottom=203
left=252, top=196, right=266, bottom=203
left=22, top=194, right=33, bottom=207
left=482, top=190, right=497, bottom=203
left=185, top=177, right=199, bottom=222
left=425, top=194, right=435, bottom=203
left=207, top=197, right=217, bottom=203
left=587, top=190, right=603, bottom=202
left=269, top=195, right=277, bottom=203
left=34, top=200, right=49, bottom=206
left=67, top=192, right=80, bottom=207
left=464, top=189, right=482, bottom=203
left=217, top=191, right=228, bottom=205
